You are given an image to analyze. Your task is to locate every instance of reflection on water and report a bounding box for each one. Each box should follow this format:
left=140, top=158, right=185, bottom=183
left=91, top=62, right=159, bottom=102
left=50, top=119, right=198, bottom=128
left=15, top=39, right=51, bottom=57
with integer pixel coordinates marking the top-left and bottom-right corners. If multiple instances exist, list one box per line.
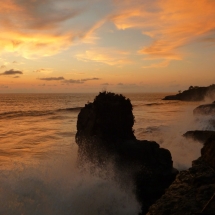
left=0, top=93, right=212, bottom=214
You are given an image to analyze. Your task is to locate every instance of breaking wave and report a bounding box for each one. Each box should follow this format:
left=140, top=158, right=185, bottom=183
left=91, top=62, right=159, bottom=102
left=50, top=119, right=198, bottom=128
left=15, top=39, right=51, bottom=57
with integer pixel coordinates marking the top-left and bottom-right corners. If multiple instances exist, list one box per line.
left=0, top=107, right=83, bottom=120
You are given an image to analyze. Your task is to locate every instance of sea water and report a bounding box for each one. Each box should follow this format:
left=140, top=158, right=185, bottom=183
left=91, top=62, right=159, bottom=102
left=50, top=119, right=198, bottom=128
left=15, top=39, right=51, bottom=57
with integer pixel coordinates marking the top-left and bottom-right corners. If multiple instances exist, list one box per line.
left=0, top=93, right=214, bottom=215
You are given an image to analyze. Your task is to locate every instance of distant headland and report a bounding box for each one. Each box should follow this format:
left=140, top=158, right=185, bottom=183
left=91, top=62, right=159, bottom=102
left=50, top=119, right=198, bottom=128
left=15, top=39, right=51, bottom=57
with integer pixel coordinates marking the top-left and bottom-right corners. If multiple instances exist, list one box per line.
left=163, top=84, right=215, bottom=101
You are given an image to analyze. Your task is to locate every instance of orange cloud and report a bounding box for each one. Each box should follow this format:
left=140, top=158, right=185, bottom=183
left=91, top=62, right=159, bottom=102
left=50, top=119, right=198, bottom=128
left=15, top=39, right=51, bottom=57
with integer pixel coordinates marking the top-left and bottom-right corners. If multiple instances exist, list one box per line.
left=0, top=31, right=77, bottom=59
left=111, top=0, right=215, bottom=60
left=0, top=0, right=106, bottom=58
left=76, top=48, right=133, bottom=66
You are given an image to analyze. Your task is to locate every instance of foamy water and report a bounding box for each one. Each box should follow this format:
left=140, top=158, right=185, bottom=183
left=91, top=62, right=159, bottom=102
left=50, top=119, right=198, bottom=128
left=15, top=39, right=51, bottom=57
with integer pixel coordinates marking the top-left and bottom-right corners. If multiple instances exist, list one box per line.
left=0, top=93, right=214, bottom=214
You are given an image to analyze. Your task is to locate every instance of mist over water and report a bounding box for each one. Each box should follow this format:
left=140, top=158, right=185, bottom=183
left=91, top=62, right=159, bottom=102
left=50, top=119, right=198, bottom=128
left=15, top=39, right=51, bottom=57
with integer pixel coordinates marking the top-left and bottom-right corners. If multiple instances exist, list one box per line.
left=0, top=93, right=214, bottom=214
left=134, top=102, right=214, bottom=170
left=0, top=151, right=140, bottom=215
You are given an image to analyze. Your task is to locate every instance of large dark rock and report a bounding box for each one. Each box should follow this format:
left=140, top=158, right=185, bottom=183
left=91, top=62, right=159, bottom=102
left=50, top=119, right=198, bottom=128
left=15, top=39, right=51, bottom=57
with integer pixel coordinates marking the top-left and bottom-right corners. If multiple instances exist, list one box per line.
left=193, top=102, right=215, bottom=115
left=183, top=130, right=215, bottom=143
left=147, top=135, right=215, bottom=215
left=201, top=135, right=215, bottom=170
left=76, top=91, right=177, bottom=215
left=163, top=84, right=215, bottom=101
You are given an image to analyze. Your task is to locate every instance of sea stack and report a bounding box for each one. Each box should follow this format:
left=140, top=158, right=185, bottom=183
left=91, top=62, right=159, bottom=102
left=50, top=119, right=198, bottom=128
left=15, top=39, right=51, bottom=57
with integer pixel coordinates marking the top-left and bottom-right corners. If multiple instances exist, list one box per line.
left=76, top=91, right=178, bottom=215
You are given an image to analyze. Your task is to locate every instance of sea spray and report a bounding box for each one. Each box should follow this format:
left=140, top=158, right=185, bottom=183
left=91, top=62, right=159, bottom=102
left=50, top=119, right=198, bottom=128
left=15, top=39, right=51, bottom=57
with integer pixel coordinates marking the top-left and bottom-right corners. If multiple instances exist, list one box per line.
left=134, top=104, right=215, bottom=170
left=1, top=93, right=213, bottom=214
left=0, top=150, right=141, bottom=215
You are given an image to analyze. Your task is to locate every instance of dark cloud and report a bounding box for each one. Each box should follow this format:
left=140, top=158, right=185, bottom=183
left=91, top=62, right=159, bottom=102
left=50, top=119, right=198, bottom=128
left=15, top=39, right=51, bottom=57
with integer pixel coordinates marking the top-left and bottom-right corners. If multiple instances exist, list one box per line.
left=64, top=77, right=101, bottom=84
left=64, top=79, right=83, bottom=84
left=0, top=69, right=23, bottom=76
left=39, top=76, right=100, bottom=84
left=7, top=0, right=84, bottom=31
left=39, top=77, right=65, bottom=81
left=13, top=76, right=20, bottom=78
left=101, top=83, right=109, bottom=85
left=0, top=65, right=6, bottom=69
left=81, top=78, right=100, bottom=81
left=117, top=83, right=124, bottom=85
left=201, top=37, right=215, bottom=43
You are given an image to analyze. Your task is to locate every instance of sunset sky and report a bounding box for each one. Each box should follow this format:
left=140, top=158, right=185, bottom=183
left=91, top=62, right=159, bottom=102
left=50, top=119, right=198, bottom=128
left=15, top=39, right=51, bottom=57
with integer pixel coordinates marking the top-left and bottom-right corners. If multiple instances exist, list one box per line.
left=0, top=0, right=215, bottom=93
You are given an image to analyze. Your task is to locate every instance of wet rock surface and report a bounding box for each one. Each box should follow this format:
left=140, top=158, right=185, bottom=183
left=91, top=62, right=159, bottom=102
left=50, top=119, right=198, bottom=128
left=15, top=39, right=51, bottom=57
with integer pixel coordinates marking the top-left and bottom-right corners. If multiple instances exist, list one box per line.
left=76, top=91, right=177, bottom=215
left=193, top=102, right=215, bottom=115
left=183, top=130, right=215, bottom=143
left=202, top=135, right=215, bottom=170
left=147, top=134, right=215, bottom=215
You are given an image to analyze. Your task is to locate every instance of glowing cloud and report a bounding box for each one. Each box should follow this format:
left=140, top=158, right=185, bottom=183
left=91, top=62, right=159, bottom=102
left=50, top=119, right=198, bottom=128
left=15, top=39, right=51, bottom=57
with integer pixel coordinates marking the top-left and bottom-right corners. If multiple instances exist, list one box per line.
left=0, top=0, right=108, bottom=58
left=111, top=0, right=215, bottom=60
left=76, top=48, right=132, bottom=65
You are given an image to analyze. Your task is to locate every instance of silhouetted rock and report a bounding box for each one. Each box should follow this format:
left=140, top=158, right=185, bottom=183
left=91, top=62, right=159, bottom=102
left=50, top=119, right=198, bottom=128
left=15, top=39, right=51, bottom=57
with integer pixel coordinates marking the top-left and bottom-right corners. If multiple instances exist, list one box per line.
left=76, top=91, right=177, bottom=215
left=201, top=135, right=215, bottom=169
left=147, top=135, right=215, bottom=215
left=193, top=102, right=215, bottom=115
left=183, top=130, right=215, bottom=143
left=163, top=84, right=215, bottom=101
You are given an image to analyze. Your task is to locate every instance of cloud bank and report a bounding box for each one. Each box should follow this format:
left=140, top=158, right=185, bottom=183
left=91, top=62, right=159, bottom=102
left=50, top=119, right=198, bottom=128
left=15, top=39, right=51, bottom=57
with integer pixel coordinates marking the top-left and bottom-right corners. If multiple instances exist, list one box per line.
left=39, top=76, right=100, bottom=84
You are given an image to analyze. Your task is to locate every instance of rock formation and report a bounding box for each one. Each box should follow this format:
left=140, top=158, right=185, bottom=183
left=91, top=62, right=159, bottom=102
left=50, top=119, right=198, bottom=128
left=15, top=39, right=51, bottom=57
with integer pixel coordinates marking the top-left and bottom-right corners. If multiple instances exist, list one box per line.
left=147, top=135, right=215, bottom=215
left=163, top=84, right=215, bottom=101
left=183, top=130, right=215, bottom=143
left=193, top=101, right=215, bottom=115
left=147, top=103, right=215, bottom=215
left=201, top=135, right=215, bottom=170
left=76, top=91, right=178, bottom=215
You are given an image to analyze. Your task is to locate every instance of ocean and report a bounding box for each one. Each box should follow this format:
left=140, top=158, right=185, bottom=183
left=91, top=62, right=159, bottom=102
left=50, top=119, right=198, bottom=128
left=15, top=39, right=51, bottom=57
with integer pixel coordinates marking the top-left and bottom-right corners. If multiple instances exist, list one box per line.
left=0, top=93, right=214, bottom=215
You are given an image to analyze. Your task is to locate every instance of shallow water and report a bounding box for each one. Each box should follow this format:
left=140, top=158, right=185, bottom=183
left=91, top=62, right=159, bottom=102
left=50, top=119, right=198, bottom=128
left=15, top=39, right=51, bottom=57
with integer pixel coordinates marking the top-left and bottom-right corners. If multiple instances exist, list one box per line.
left=0, top=93, right=214, bottom=214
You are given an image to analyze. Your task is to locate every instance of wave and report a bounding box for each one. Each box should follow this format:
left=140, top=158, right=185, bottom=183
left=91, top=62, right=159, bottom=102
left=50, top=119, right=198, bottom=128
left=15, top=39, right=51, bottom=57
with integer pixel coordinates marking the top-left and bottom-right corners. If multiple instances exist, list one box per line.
left=132, top=101, right=178, bottom=108
left=0, top=107, right=83, bottom=120
left=144, top=101, right=178, bottom=106
left=57, top=107, right=83, bottom=112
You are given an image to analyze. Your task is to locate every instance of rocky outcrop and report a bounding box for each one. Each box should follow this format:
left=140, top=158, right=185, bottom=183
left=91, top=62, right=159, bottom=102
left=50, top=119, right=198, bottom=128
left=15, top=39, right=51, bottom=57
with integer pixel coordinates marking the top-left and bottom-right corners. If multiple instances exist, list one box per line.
left=202, top=135, right=215, bottom=169
left=76, top=91, right=178, bottom=215
left=163, top=84, right=215, bottom=101
left=193, top=101, right=215, bottom=115
left=183, top=130, right=215, bottom=143
left=147, top=135, right=215, bottom=215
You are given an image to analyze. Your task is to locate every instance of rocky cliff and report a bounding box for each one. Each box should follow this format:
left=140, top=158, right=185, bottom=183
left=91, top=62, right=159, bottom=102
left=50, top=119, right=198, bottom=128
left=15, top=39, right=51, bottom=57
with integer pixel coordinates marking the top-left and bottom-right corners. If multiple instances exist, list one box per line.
left=183, top=130, right=215, bottom=143
left=147, top=135, right=215, bottom=215
left=193, top=101, right=215, bottom=115
left=76, top=91, right=177, bottom=215
left=163, top=84, right=215, bottom=101
left=147, top=103, right=215, bottom=215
